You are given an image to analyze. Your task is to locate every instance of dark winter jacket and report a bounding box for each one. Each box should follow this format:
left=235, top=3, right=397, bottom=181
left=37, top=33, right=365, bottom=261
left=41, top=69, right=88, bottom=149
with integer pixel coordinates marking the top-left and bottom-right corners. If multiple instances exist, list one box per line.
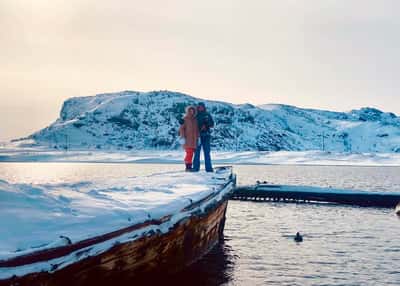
left=197, top=111, right=214, bottom=136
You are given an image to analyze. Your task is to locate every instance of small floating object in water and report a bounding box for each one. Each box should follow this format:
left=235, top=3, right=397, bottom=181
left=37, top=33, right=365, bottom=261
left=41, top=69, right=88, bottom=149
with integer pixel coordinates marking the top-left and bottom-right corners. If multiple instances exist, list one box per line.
left=294, top=232, right=303, bottom=242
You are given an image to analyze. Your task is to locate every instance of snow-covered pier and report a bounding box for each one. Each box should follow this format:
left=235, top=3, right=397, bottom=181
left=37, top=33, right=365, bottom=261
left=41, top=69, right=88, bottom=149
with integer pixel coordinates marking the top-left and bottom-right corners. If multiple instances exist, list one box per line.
left=0, top=167, right=236, bottom=285
left=232, top=183, right=400, bottom=208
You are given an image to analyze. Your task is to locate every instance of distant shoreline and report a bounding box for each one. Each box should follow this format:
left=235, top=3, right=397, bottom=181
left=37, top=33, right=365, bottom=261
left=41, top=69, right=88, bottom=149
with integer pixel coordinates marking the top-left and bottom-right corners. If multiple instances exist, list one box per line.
left=1, top=149, right=400, bottom=167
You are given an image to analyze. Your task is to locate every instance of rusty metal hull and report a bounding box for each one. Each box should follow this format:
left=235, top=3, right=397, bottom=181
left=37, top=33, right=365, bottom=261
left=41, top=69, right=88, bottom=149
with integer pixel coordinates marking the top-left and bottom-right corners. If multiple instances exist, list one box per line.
left=2, top=198, right=230, bottom=286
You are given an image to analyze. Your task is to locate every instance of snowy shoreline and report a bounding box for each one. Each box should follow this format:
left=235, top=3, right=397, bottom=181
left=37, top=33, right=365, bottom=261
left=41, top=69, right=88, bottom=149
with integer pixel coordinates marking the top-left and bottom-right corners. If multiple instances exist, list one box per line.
left=1, top=148, right=400, bottom=166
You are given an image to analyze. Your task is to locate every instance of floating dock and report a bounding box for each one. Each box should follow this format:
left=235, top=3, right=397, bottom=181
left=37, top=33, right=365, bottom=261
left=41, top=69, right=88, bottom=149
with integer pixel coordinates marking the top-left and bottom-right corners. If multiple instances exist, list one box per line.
left=232, top=183, right=400, bottom=208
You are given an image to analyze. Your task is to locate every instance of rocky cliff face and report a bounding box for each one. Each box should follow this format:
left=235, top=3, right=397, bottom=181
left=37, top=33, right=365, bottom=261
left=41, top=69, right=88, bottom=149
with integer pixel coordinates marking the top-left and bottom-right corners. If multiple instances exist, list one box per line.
left=29, top=90, right=400, bottom=152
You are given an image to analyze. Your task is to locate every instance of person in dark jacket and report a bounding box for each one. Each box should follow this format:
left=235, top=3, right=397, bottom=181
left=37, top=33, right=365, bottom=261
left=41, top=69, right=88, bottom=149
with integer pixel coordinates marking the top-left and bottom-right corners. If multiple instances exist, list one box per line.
left=192, top=102, right=214, bottom=172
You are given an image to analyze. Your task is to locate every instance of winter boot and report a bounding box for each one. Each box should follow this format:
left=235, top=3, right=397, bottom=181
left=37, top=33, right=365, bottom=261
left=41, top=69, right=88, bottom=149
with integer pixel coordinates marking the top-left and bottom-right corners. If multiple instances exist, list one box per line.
left=185, top=163, right=193, bottom=172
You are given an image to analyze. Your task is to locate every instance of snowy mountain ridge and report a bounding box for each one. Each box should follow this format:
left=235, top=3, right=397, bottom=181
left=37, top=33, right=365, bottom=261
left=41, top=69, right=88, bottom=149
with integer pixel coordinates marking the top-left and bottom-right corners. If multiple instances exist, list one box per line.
left=23, top=90, right=400, bottom=152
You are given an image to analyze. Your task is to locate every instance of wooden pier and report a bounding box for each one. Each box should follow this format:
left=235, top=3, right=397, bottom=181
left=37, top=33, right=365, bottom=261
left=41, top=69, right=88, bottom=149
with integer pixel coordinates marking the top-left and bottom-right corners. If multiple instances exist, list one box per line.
left=232, top=184, right=400, bottom=208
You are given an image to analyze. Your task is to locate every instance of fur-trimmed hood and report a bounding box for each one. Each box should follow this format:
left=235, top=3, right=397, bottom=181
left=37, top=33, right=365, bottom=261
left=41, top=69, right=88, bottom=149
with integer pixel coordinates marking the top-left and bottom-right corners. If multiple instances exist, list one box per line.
left=184, top=105, right=197, bottom=118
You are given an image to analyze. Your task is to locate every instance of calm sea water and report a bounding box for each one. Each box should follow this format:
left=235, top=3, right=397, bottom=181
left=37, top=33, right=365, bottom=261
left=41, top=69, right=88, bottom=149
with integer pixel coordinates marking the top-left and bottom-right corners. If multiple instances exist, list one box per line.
left=1, top=163, right=400, bottom=285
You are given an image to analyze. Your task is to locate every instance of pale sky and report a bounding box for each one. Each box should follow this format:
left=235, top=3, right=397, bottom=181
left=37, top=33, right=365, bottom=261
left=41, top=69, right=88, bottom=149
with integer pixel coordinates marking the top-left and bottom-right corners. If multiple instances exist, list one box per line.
left=1, top=0, right=400, bottom=141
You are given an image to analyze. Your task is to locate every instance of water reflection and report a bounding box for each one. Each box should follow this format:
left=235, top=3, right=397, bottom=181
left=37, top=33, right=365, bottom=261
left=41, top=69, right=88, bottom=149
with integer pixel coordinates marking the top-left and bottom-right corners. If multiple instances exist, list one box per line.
left=158, top=241, right=236, bottom=286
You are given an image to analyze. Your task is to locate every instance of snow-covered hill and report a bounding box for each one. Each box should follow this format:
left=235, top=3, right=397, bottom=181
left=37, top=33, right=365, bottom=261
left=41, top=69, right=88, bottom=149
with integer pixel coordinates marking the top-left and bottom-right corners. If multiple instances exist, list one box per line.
left=20, top=90, right=400, bottom=152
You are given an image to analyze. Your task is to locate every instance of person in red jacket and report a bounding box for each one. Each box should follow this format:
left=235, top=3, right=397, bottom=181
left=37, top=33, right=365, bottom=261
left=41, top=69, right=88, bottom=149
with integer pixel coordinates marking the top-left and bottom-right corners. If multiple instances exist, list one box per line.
left=179, top=106, right=200, bottom=171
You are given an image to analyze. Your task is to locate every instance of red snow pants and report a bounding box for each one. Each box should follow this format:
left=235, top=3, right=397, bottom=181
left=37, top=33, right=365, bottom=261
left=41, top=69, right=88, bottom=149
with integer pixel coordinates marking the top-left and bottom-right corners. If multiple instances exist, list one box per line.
left=184, top=148, right=195, bottom=164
